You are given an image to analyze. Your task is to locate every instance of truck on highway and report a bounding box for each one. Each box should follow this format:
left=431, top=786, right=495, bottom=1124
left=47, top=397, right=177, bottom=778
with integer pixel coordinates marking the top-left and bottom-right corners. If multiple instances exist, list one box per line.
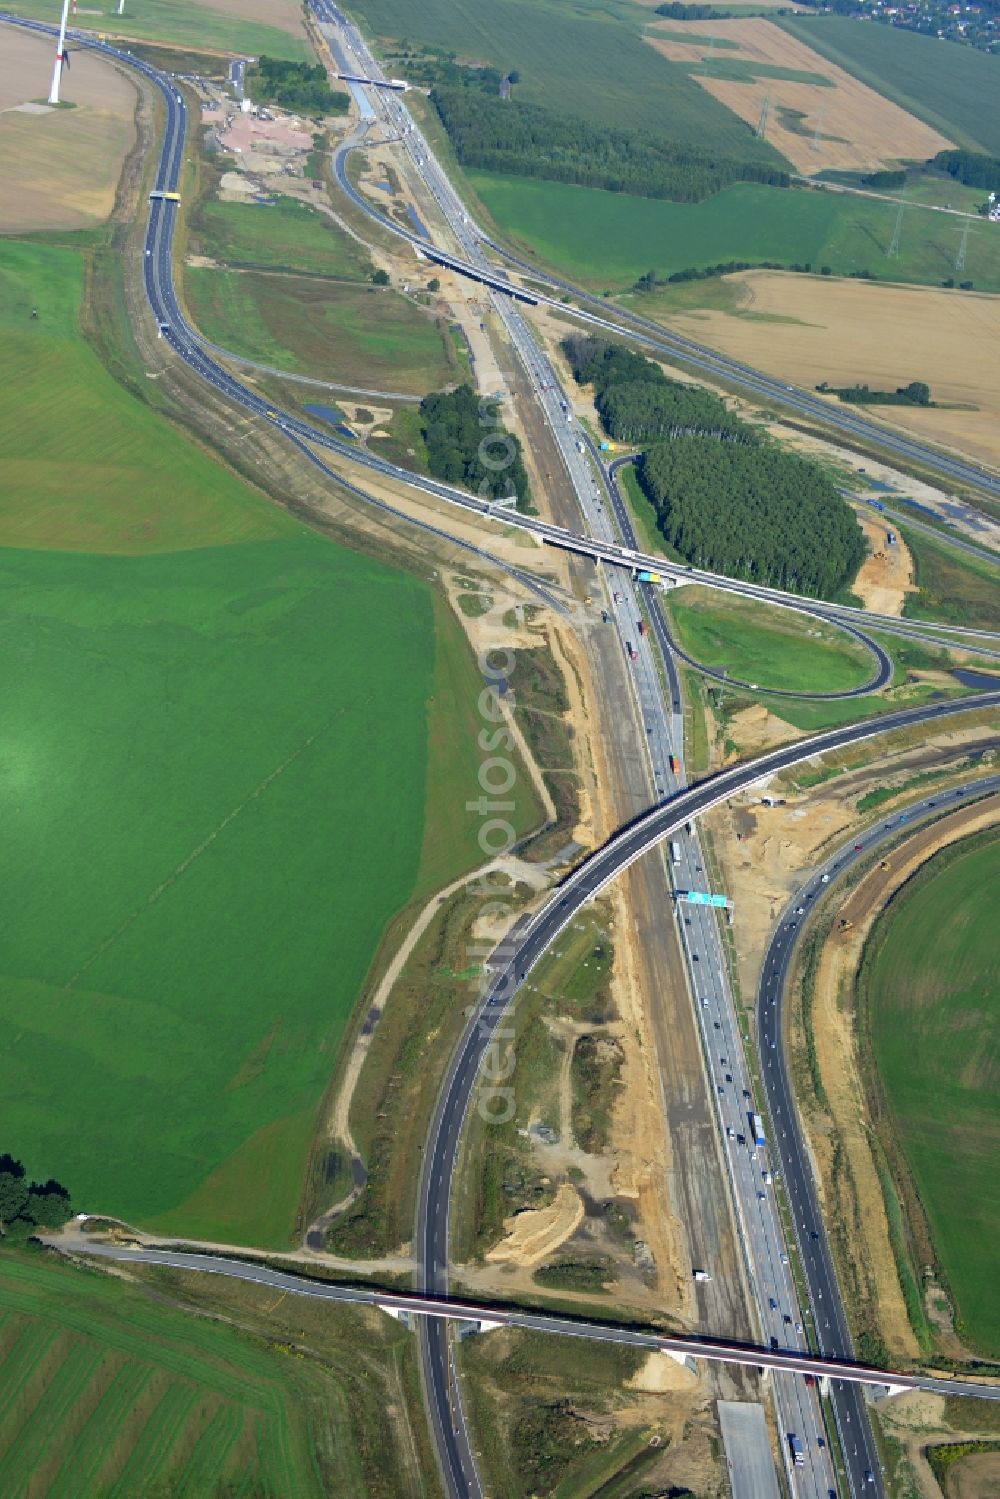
left=148, top=190, right=181, bottom=202
left=750, top=1112, right=766, bottom=1147
left=670, top=840, right=682, bottom=864
left=669, top=754, right=680, bottom=775
left=788, top=1434, right=805, bottom=1467
left=638, top=619, right=648, bottom=637
left=626, top=641, right=637, bottom=662
left=635, top=569, right=661, bottom=583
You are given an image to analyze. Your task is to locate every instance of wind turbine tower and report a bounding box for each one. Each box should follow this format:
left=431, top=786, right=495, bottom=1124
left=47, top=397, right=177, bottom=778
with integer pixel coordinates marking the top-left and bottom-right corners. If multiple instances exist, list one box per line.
left=48, top=0, right=71, bottom=105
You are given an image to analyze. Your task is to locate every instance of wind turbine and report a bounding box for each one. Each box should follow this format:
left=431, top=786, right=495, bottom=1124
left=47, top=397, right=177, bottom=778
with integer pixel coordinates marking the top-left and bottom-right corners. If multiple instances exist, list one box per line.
left=48, top=0, right=71, bottom=105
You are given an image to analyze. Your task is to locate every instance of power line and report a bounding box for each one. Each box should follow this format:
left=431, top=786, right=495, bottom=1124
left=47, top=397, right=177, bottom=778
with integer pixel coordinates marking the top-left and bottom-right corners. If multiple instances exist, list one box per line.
left=887, top=201, right=904, bottom=259
left=755, top=91, right=770, bottom=140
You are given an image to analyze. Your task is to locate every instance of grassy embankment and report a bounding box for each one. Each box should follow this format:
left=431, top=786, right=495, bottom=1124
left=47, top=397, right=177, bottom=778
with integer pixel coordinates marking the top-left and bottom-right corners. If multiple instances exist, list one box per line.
left=0, top=1250, right=429, bottom=1499
left=901, top=525, right=1000, bottom=634
left=859, top=828, right=1000, bottom=1358
left=0, top=235, right=498, bottom=1248
left=467, top=171, right=1000, bottom=293
left=616, top=471, right=979, bottom=734
left=665, top=585, right=875, bottom=694
left=776, top=15, right=1000, bottom=155
left=459, top=1328, right=665, bottom=1499
left=2, top=0, right=309, bottom=59
left=185, top=196, right=456, bottom=394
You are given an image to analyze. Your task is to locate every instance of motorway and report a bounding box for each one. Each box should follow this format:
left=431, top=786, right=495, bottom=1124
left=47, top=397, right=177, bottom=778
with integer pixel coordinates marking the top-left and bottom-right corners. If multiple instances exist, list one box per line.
left=314, top=41, right=1000, bottom=508
left=414, top=688, right=1000, bottom=1496
left=757, top=775, right=1000, bottom=1491
left=5, top=12, right=998, bottom=1497
left=8, top=9, right=995, bottom=667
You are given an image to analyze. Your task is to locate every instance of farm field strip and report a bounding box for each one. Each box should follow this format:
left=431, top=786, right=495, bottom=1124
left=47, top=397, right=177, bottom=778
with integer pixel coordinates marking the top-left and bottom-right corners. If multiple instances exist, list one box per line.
left=646, top=17, right=951, bottom=174
left=468, top=171, right=1000, bottom=293
left=0, top=31, right=138, bottom=233
left=344, top=0, right=785, bottom=159
left=0, top=235, right=445, bottom=1246
left=776, top=15, right=1000, bottom=156
left=863, top=830, right=1000, bottom=1356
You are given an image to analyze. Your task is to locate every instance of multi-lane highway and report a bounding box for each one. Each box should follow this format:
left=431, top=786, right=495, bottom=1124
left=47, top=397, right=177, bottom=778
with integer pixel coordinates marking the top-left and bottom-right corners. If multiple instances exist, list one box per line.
left=311, top=16, right=1000, bottom=508
left=6, top=13, right=998, bottom=1497
left=758, top=776, right=1000, bottom=1491
left=416, top=688, right=1000, bottom=1494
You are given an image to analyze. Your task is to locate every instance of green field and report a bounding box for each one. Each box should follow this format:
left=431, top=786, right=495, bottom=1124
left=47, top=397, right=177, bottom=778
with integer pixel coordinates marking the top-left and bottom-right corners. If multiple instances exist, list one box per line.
left=347, top=0, right=785, bottom=160
left=666, top=586, right=874, bottom=693
left=902, top=526, right=1000, bottom=633
left=864, top=831, right=1000, bottom=1355
left=186, top=267, right=455, bottom=392
left=190, top=197, right=374, bottom=280
left=469, top=171, right=1000, bottom=291
left=0, top=1252, right=420, bottom=1498
left=777, top=16, right=1000, bottom=156
left=2, top=0, right=309, bottom=59
left=0, top=237, right=496, bottom=1245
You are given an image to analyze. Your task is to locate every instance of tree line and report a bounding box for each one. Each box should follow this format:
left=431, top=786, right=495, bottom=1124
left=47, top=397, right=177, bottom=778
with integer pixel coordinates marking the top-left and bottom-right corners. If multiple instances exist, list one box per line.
left=655, top=2, right=735, bottom=16
left=817, top=379, right=933, bottom=407
left=246, top=57, right=349, bottom=116
left=420, top=385, right=531, bottom=509
left=431, top=87, right=789, bottom=204
left=564, top=335, right=746, bottom=442
left=565, top=337, right=864, bottom=597
left=639, top=441, right=866, bottom=596
left=930, top=149, right=1000, bottom=190
left=0, top=1153, right=73, bottom=1242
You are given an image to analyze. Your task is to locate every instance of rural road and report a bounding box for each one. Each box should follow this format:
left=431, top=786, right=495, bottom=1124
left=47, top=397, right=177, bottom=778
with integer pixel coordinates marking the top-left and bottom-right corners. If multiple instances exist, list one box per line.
left=46, top=1237, right=1000, bottom=1405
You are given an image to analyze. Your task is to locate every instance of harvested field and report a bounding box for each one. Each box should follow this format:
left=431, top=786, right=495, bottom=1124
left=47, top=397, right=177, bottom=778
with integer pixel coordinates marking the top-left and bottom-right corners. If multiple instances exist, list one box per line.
left=668, top=273, right=1000, bottom=468
left=647, top=18, right=952, bottom=174
left=194, top=0, right=306, bottom=40
left=0, top=31, right=136, bottom=232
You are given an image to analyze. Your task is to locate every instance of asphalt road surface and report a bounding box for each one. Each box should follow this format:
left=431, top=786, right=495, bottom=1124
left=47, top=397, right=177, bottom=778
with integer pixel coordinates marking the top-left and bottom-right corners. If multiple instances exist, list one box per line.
left=5, top=15, right=997, bottom=1496
left=758, top=775, right=1000, bottom=1495
left=415, top=689, right=1000, bottom=1496
left=51, top=1239, right=1000, bottom=1404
